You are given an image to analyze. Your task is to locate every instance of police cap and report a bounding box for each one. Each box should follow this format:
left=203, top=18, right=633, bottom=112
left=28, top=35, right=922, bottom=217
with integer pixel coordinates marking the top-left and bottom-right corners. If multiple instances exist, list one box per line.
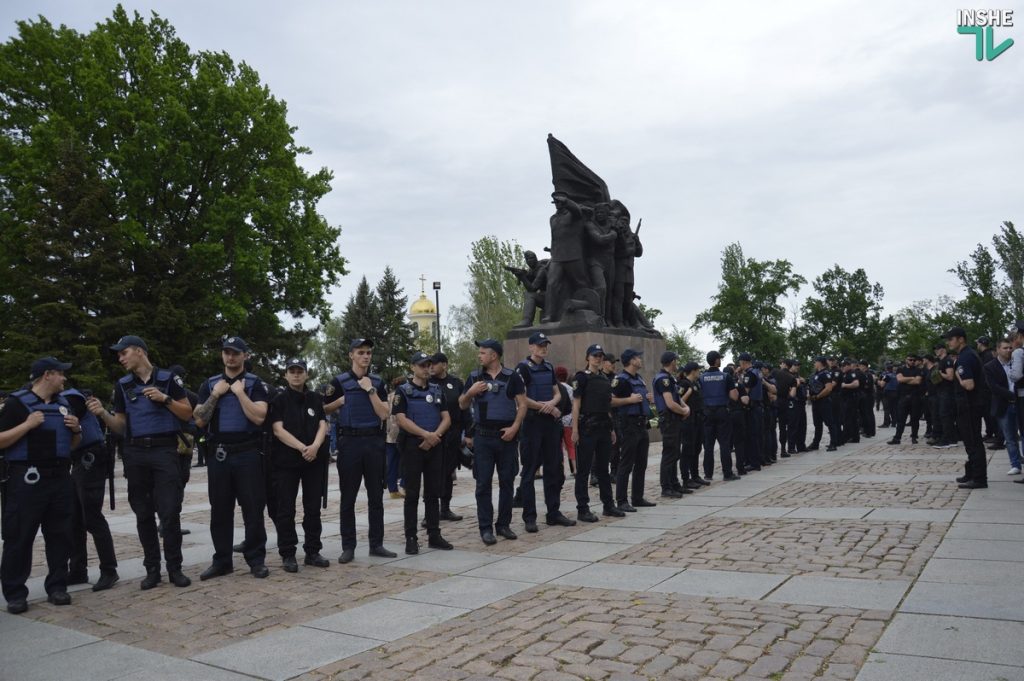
left=286, top=358, right=308, bottom=371
left=813, top=356, right=827, bottom=364
left=409, top=351, right=432, bottom=366
left=977, top=336, right=992, bottom=346
left=528, top=332, right=551, bottom=346
left=942, top=326, right=967, bottom=340
left=586, top=344, right=605, bottom=357
left=110, top=335, right=148, bottom=353
left=621, top=348, right=643, bottom=364
left=349, top=338, right=373, bottom=350
left=475, top=338, right=503, bottom=356
left=737, top=352, right=752, bottom=362
left=30, top=356, right=72, bottom=381
left=223, top=336, right=250, bottom=352
left=431, top=352, right=449, bottom=364
left=660, top=351, right=678, bottom=365
left=681, top=361, right=700, bottom=373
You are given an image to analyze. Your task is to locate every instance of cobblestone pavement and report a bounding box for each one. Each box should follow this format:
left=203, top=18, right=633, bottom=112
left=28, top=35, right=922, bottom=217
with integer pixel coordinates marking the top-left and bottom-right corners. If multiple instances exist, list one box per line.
left=608, top=517, right=945, bottom=580
left=4, top=416, right=1022, bottom=681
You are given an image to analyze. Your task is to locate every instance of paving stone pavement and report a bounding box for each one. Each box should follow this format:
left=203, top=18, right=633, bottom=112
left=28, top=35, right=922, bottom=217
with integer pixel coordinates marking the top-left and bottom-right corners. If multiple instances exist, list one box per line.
left=3, top=413, right=1023, bottom=680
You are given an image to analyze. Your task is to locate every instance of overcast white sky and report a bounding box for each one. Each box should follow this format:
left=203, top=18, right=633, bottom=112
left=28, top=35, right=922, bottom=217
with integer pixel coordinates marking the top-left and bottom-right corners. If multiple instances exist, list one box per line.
left=4, top=1, right=1022, bottom=352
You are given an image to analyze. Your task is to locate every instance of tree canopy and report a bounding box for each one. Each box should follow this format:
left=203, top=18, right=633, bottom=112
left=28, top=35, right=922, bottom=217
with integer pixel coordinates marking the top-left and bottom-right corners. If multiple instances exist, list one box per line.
left=0, top=7, right=345, bottom=393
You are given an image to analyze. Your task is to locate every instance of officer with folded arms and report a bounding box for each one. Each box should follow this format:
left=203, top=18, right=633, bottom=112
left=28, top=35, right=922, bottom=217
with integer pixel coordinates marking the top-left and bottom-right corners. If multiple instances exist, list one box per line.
left=653, top=351, right=692, bottom=496
left=88, top=336, right=193, bottom=590
left=1, top=358, right=80, bottom=614
left=394, top=351, right=454, bottom=554
left=700, top=351, right=740, bottom=481
left=269, top=358, right=330, bottom=573
left=324, top=338, right=395, bottom=563
left=62, top=387, right=118, bottom=592
left=808, top=357, right=838, bottom=452
left=459, top=339, right=527, bottom=545
left=571, top=344, right=625, bottom=520
left=193, top=336, right=271, bottom=579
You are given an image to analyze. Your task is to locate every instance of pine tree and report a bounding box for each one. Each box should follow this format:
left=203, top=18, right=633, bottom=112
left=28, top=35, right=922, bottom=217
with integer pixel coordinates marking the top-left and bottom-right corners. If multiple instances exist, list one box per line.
left=373, top=267, right=416, bottom=383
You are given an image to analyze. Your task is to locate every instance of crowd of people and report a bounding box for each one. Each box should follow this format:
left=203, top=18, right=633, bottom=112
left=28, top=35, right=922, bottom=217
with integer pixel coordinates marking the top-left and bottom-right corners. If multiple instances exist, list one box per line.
left=0, top=323, right=1011, bottom=615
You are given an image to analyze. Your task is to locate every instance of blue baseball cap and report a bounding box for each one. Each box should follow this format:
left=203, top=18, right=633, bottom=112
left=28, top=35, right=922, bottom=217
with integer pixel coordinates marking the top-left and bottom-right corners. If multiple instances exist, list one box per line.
left=475, top=338, right=503, bottom=356
left=222, top=336, right=249, bottom=352
left=660, top=351, right=678, bottom=365
left=285, top=357, right=307, bottom=370
left=528, top=332, right=551, bottom=346
left=30, top=357, right=72, bottom=381
left=410, top=351, right=433, bottom=365
left=621, top=348, right=643, bottom=364
left=110, top=335, right=148, bottom=353
left=586, top=344, right=605, bottom=357
left=349, top=338, right=374, bottom=350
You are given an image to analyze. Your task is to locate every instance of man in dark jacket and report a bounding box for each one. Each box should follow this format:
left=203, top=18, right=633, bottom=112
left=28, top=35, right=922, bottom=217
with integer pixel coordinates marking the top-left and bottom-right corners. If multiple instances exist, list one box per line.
left=984, top=338, right=1021, bottom=474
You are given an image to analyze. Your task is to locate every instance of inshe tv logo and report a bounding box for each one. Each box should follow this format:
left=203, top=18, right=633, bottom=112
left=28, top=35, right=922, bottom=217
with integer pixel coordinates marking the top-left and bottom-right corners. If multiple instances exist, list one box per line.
left=958, top=9, right=1014, bottom=60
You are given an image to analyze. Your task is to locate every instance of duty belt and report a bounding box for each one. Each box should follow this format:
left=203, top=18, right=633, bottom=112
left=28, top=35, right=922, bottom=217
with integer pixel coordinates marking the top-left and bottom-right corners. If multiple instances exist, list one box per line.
left=474, top=426, right=511, bottom=438
left=72, top=445, right=106, bottom=471
left=621, top=415, right=647, bottom=427
left=127, top=436, right=178, bottom=448
left=339, top=427, right=383, bottom=437
left=8, top=462, right=70, bottom=484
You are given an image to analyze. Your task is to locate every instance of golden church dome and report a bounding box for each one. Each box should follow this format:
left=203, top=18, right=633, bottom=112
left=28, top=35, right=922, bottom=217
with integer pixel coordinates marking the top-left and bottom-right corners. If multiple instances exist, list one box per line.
left=409, top=293, right=436, bottom=316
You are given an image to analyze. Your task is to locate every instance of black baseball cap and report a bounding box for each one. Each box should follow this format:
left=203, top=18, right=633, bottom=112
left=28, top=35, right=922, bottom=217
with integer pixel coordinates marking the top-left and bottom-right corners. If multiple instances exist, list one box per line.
left=604, top=353, right=618, bottom=363
left=349, top=338, right=373, bottom=350
left=681, top=361, right=700, bottom=373
left=737, top=352, right=752, bottom=362
left=706, top=351, right=722, bottom=363
left=621, top=348, right=643, bottom=363
left=942, top=327, right=967, bottom=340
left=410, top=351, right=432, bottom=365
left=977, top=336, right=991, bottom=346
left=223, top=336, right=249, bottom=352
left=660, top=351, right=678, bottom=365
left=813, top=356, right=827, bottom=364
left=110, top=335, right=148, bottom=353
left=586, top=344, right=605, bottom=357
left=432, top=352, right=449, bottom=364
left=286, top=357, right=307, bottom=370
left=30, top=356, right=72, bottom=380
left=475, top=338, right=503, bottom=356
left=528, top=332, right=551, bottom=346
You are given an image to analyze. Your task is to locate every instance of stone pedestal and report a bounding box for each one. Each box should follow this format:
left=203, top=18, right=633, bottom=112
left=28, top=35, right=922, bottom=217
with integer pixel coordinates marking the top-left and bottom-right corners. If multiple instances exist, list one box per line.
left=505, top=327, right=666, bottom=377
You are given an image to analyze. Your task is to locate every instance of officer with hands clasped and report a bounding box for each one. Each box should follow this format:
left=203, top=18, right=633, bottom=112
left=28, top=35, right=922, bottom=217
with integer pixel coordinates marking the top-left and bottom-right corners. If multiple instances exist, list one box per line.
left=612, top=348, right=658, bottom=511
left=808, top=356, right=838, bottom=451
left=1, top=358, right=81, bottom=614
left=516, top=332, right=576, bottom=532
left=571, top=344, right=625, bottom=521
left=193, top=336, right=271, bottom=580
left=269, top=358, right=331, bottom=573
left=653, top=351, right=692, bottom=497
left=428, top=352, right=467, bottom=522
left=324, top=338, right=396, bottom=563
left=393, top=351, right=454, bottom=554
left=459, top=339, right=527, bottom=546
left=88, top=336, right=193, bottom=590
left=700, top=351, right=740, bottom=481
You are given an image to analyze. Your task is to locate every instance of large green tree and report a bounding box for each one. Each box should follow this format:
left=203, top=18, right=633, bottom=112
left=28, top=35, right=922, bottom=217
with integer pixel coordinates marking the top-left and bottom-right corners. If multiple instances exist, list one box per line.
left=949, top=244, right=1009, bottom=342
left=992, top=220, right=1023, bottom=321
left=693, top=242, right=805, bottom=361
left=372, top=267, right=416, bottom=384
left=0, top=7, right=345, bottom=393
left=791, top=265, right=889, bottom=363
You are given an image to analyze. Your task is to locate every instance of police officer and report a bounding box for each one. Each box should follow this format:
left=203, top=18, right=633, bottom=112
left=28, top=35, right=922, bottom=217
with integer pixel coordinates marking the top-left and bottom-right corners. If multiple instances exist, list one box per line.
left=836, top=360, right=860, bottom=444
left=677, top=361, right=707, bottom=486
left=947, top=328, right=988, bottom=488
left=737, top=353, right=764, bottom=470
left=977, top=336, right=997, bottom=443
left=89, top=336, right=193, bottom=590
left=808, top=357, right=838, bottom=451
left=0, top=358, right=80, bottom=613
left=324, top=338, right=395, bottom=563
left=653, top=351, right=692, bottom=497
left=269, top=358, right=330, bottom=573
left=725, top=365, right=750, bottom=474
left=459, top=339, right=527, bottom=545
left=602, top=353, right=622, bottom=480
left=788, top=360, right=808, bottom=452
left=879, top=363, right=898, bottom=429
left=394, top=352, right=454, bottom=554
left=516, top=332, right=575, bottom=532
left=612, top=348, right=657, bottom=511
left=429, top=352, right=467, bottom=522
left=760, top=362, right=778, bottom=463
left=571, top=344, right=625, bottom=520
left=930, top=345, right=958, bottom=448
left=773, top=360, right=796, bottom=455
left=63, top=387, right=118, bottom=591
left=700, top=351, right=740, bottom=481
left=888, top=354, right=923, bottom=445
left=858, top=360, right=876, bottom=439
left=193, top=336, right=271, bottom=579
left=827, top=356, right=844, bottom=445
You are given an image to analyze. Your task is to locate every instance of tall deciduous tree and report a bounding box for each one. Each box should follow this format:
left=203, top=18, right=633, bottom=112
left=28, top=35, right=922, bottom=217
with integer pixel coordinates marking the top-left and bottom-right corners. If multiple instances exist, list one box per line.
left=949, top=244, right=1009, bottom=342
left=0, top=7, right=345, bottom=392
left=993, top=221, right=1024, bottom=321
left=792, top=266, right=889, bottom=363
left=693, top=242, right=805, bottom=361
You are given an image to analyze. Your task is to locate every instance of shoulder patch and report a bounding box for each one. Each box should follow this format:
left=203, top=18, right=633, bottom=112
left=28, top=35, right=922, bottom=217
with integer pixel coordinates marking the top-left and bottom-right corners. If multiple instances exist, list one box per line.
left=611, top=378, right=619, bottom=388
left=571, top=380, right=578, bottom=390
left=325, top=384, right=335, bottom=396
left=660, top=378, right=670, bottom=389
left=957, top=366, right=965, bottom=376
left=174, top=375, right=184, bottom=387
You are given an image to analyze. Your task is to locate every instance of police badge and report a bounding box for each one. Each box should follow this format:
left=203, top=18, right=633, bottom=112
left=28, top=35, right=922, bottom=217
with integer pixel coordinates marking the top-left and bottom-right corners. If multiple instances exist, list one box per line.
left=307, top=408, right=315, bottom=417
left=58, top=405, right=69, bottom=416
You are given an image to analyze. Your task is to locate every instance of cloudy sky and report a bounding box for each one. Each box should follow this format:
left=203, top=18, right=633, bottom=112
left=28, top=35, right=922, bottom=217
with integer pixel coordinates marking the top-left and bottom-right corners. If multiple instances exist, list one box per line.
left=3, top=1, right=1022, bottom=352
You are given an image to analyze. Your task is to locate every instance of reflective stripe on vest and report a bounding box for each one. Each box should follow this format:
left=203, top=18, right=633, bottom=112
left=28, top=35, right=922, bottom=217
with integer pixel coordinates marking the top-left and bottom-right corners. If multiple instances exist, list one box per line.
left=122, top=370, right=181, bottom=437
left=6, top=390, right=72, bottom=461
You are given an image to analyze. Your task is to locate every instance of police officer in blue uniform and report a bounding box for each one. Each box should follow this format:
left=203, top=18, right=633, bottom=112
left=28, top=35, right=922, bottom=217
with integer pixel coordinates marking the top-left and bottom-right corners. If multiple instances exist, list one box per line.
left=788, top=360, right=808, bottom=452
left=324, top=338, right=396, bottom=563
left=677, top=361, right=707, bottom=487
left=429, top=353, right=468, bottom=522
left=515, top=332, right=575, bottom=532
left=63, top=388, right=118, bottom=591
left=858, top=360, right=876, bottom=439
left=394, top=351, right=454, bottom=554
left=571, top=344, right=625, bottom=520
left=268, top=358, right=330, bottom=573
left=0, top=358, right=81, bottom=613
left=700, top=351, right=740, bottom=481
left=879, top=363, right=898, bottom=429
left=808, top=357, right=838, bottom=451
left=653, top=351, right=692, bottom=496
left=737, top=353, right=764, bottom=471
left=946, top=327, right=988, bottom=488
left=193, top=336, right=271, bottom=579
left=89, top=336, right=193, bottom=590
left=725, top=365, right=750, bottom=474
left=459, top=339, right=527, bottom=545
left=611, top=348, right=657, bottom=510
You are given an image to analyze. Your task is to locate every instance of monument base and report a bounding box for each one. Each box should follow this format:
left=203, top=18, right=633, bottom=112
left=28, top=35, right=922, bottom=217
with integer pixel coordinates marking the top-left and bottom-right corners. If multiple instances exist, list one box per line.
left=505, top=327, right=666, bottom=377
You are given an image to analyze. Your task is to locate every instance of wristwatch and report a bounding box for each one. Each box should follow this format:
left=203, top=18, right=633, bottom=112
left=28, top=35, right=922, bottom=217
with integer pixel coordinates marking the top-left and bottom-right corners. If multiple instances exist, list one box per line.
left=364, top=385, right=374, bottom=394
left=163, top=395, right=172, bottom=405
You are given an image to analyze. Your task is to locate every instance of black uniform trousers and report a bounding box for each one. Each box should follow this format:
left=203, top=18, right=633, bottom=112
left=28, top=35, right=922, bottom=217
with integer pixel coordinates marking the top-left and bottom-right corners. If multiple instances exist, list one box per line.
left=272, top=460, right=325, bottom=558
left=811, top=397, right=836, bottom=447
left=787, top=401, right=807, bottom=450
left=776, top=399, right=790, bottom=452
left=518, top=416, right=564, bottom=523
left=400, top=436, right=443, bottom=538
left=936, top=391, right=958, bottom=444
left=729, top=408, right=748, bottom=471
left=208, top=448, right=267, bottom=567
left=69, top=448, right=117, bottom=576
left=1, top=467, right=73, bottom=603
left=764, top=404, right=778, bottom=460
left=616, top=420, right=649, bottom=504
left=882, top=392, right=898, bottom=427
left=693, top=412, right=706, bottom=471
left=659, top=415, right=682, bottom=490
left=830, top=396, right=844, bottom=444
left=841, top=394, right=861, bottom=443
left=123, top=444, right=184, bottom=572
left=746, top=403, right=764, bottom=467
left=859, top=394, right=875, bottom=437
left=679, top=417, right=701, bottom=481
left=703, top=406, right=733, bottom=477
left=337, top=434, right=385, bottom=551
left=893, top=394, right=922, bottom=441
left=957, top=397, right=987, bottom=483
left=576, top=418, right=614, bottom=511
left=439, top=427, right=461, bottom=509
left=473, top=432, right=519, bottom=532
